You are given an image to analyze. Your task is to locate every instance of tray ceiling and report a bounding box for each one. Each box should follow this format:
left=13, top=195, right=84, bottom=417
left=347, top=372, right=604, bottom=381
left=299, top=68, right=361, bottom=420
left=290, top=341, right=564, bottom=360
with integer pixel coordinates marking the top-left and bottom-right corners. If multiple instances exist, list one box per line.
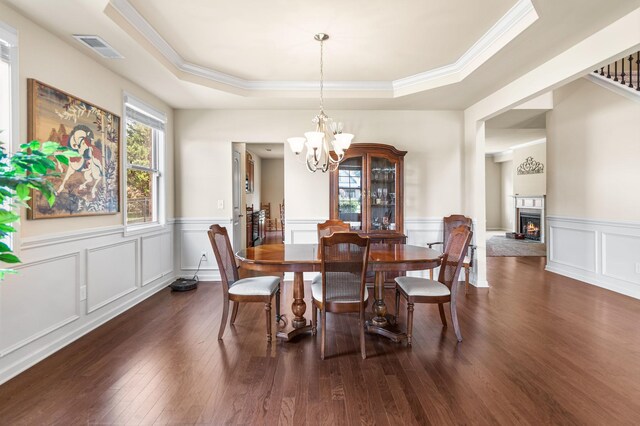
left=3, top=0, right=639, bottom=108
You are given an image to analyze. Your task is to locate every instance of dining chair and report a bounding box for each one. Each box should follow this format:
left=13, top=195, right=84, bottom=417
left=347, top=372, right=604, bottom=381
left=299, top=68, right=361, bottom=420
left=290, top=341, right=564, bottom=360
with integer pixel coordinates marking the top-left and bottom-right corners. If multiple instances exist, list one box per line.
left=207, top=225, right=281, bottom=342
left=396, top=225, right=472, bottom=344
left=427, top=215, right=476, bottom=294
left=311, top=232, right=371, bottom=359
left=311, top=219, right=351, bottom=286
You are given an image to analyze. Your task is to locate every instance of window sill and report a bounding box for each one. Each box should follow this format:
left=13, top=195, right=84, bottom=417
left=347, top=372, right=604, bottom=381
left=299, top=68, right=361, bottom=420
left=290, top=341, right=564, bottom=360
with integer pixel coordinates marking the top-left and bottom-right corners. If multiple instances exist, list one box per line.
left=124, top=222, right=169, bottom=237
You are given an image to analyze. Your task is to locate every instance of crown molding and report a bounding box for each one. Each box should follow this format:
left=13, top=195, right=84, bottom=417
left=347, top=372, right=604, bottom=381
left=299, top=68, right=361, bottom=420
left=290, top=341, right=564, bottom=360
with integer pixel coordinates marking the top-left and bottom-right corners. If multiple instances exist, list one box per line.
left=107, top=0, right=538, bottom=97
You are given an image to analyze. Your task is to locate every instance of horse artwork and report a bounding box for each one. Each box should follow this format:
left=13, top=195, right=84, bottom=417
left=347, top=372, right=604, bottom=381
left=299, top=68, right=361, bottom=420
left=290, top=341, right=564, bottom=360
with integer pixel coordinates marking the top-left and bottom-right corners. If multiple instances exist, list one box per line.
left=27, top=79, right=119, bottom=219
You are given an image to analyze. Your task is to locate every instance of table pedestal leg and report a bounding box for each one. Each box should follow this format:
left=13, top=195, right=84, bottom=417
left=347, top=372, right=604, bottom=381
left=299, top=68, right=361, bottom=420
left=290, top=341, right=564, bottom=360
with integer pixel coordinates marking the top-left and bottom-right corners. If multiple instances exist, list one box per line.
left=291, top=271, right=307, bottom=328
left=365, top=271, right=407, bottom=343
left=276, top=271, right=313, bottom=341
left=371, top=271, right=388, bottom=326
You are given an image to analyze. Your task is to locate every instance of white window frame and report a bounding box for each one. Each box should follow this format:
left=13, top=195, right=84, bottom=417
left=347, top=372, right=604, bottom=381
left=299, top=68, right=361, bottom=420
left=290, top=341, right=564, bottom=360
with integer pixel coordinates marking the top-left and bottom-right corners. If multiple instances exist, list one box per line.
left=123, top=93, right=166, bottom=233
left=0, top=21, right=19, bottom=252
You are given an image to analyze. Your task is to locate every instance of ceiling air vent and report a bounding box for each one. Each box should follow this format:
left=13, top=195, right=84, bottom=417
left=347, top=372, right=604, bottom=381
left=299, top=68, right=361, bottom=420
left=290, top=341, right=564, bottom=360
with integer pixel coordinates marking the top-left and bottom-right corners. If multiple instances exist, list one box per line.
left=72, top=35, right=124, bottom=59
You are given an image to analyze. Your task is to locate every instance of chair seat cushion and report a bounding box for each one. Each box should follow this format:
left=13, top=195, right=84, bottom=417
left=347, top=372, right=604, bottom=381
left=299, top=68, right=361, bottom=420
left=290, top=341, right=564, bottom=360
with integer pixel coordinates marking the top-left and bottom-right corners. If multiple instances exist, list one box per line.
left=229, top=276, right=280, bottom=296
left=311, top=273, right=322, bottom=285
left=311, top=275, right=369, bottom=303
left=395, top=276, right=451, bottom=297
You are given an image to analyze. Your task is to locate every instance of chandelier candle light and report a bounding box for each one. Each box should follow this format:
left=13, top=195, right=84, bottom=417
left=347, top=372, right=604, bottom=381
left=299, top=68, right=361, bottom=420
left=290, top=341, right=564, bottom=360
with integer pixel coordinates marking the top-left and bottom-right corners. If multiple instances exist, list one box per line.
left=287, top=33, right=354, bottom=173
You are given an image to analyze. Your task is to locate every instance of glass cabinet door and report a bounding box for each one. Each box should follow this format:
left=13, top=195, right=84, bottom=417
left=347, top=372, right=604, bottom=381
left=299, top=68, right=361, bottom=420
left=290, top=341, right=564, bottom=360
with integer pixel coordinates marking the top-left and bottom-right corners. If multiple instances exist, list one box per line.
left=368, top=156, right=398, bottom=232
left=336, top=156, right=363, bottom=230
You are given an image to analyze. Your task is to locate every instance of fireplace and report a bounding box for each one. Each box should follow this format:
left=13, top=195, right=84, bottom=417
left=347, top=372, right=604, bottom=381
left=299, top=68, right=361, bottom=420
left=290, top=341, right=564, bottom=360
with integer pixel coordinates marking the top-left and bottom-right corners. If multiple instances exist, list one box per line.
left=519, top=210, right=541, bottom=241
left=514, top=195, right=545, bottom=243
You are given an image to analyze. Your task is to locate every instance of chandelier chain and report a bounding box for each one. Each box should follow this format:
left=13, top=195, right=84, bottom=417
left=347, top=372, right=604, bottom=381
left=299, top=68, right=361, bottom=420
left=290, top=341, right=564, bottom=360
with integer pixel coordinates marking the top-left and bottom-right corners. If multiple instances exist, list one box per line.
left=319, top=37, right=324, bottom=113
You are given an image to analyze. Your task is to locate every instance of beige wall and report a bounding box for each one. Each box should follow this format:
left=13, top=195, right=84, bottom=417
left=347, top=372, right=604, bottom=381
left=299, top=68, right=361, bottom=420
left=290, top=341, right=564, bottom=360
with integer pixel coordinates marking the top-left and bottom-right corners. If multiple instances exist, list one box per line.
left=513, top=141, right=546, bottom=196
left=0, top=3, right=174, bottom=238
left=500, top=160, right=514, bottom=230
left=261, top=158, right=284, bottom=220
left=485, top=157, right=502, bottom=230
left=547, top=78, right=640, bottom=221
left=175, top=110, right=464, bottom=221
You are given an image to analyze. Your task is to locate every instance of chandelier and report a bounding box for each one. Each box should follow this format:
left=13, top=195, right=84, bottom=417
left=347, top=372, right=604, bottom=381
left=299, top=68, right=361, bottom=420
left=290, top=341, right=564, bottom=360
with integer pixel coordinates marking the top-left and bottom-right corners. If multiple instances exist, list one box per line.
left=287, top=33, right=354, bottom=173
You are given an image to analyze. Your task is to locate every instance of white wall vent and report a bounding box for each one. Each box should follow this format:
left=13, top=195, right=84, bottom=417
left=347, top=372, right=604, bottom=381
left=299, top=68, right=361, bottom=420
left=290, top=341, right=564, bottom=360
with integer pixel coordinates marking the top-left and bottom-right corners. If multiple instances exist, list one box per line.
left=72, top=35, right=124, bottom=59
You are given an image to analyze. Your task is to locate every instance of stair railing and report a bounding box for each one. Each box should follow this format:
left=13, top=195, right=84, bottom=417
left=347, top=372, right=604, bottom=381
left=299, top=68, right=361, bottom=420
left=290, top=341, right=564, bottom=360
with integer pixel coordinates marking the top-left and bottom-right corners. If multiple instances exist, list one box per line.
left=594, top=51, right=640, bottom=91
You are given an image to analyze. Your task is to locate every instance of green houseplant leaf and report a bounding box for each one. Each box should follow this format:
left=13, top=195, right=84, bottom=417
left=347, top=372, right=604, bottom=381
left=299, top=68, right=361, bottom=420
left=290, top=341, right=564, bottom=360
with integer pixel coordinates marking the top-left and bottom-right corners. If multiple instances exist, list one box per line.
left=0, top=139, right=79, bottom=278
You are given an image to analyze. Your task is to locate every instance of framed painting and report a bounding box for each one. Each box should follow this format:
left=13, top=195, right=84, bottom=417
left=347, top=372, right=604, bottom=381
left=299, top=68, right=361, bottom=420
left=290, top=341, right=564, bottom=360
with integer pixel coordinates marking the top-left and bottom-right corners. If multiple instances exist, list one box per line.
left=27, top=79, right=120, bottom=219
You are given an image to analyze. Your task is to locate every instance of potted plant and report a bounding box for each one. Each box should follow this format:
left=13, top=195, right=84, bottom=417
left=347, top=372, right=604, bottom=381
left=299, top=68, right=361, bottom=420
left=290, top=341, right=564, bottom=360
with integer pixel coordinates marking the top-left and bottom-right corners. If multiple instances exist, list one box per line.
left=0, top=138, right=77, bottom=278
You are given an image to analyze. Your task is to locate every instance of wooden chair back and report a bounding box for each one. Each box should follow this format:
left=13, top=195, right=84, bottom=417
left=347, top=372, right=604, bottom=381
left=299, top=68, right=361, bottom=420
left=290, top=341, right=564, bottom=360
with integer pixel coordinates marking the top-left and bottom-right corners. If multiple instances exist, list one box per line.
left=317, top=219, right=350, bottom=241
left=438, top=225, right=473, bottom=297
left=207, top=225, right=239, bottom=293
left=320, top=232, right=370, bottom=309
left=442, top=215, right=472, bottom=250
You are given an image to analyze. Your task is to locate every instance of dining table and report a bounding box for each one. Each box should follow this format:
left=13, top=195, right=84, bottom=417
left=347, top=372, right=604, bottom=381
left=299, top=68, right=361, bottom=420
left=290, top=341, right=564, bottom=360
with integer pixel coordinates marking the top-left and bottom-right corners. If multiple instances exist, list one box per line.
left=235, top=243, right=441, bottom=342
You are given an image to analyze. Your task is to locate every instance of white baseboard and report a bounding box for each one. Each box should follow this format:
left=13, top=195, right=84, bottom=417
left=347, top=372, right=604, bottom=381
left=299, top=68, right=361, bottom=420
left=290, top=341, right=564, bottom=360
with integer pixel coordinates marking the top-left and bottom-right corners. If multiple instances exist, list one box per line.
left=545, top=264, right=640, bottom=300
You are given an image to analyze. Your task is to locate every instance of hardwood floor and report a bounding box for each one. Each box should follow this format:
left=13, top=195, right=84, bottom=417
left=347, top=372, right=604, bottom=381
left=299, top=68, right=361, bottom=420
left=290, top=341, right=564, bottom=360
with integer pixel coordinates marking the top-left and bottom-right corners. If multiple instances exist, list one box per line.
left=1, top=256, right=640, bottom=424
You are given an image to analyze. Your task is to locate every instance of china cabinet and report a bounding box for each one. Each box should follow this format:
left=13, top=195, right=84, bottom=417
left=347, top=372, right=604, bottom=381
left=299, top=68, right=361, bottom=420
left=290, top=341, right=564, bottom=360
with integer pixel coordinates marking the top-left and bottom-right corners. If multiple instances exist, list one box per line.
left=329, top=143, right=407, bottom=242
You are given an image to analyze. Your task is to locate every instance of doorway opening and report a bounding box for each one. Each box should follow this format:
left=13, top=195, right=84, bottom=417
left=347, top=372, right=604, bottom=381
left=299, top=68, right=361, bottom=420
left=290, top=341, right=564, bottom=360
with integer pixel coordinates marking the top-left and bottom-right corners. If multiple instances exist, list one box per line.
left=244, top=143, right=285, bottom=247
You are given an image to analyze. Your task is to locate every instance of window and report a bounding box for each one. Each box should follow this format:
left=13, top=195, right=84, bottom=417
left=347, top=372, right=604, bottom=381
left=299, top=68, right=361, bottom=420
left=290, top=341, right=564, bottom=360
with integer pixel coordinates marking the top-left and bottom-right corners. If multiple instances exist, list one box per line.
left=0, top=22, right=17, bottom=250
left=0, top=22, right=17, bottom=151
left=124, top=94, right=166, bottom=226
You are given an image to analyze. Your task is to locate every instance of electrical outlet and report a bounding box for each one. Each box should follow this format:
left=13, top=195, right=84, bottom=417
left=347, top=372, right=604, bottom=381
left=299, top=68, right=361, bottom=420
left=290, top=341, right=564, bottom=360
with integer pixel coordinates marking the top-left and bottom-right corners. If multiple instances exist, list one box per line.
left=80, top=285, right=87, bottom=301
left=217, top=199, right=224, bottom=209
left=635, top=263, right=640, bottom=274
left=201, top=251, right=208, bottom=261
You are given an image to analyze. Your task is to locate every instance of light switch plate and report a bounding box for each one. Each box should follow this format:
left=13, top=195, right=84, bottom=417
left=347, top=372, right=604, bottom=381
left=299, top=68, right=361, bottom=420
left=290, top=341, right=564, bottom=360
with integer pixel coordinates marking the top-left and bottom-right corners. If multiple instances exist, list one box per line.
left=635, top=263, right=640, bottom=274
left=217, top=199, right=224, bottom=209
left=80, top=285, right=87, bottom=301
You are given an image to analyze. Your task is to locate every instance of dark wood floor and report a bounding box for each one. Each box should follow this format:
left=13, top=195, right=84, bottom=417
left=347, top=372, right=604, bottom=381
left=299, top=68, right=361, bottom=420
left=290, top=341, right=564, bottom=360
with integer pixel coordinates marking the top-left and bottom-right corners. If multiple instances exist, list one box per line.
left=1, top=256, right=640, bottom=425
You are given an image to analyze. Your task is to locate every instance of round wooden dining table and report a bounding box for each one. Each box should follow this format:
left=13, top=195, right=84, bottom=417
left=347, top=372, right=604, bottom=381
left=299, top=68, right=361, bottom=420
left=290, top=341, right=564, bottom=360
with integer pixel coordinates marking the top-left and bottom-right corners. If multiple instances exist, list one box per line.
left=235, top=243, right=441, bottom=342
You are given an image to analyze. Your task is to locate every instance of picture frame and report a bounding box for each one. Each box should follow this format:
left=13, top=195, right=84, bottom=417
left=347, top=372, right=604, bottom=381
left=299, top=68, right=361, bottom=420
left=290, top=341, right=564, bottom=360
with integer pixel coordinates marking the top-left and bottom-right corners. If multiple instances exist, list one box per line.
left=27, top=79, right=120, bottom=219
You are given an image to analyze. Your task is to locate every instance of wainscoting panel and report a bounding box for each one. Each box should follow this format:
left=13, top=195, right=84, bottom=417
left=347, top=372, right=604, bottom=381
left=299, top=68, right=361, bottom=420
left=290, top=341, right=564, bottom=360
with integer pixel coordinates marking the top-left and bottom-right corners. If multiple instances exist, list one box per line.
left=0, top=253, right=80, bottom=356
left=0, top=223, right=176, bottom=385
left=602, top=232, right=640, bottom=286
left=549, top=226, right=597, bottom=273
left=175, top=218, right=233, bottom=280
left=142, top=232, right=173, bottom=286
left=546, top=216, right=640, bottom=299
left=87, top=240, right=138, bottom=313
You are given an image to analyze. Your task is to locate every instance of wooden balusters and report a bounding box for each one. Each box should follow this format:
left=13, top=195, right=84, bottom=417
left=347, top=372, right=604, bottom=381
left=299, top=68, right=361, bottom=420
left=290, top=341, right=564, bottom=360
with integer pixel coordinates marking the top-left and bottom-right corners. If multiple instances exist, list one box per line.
left=621, top=57, right=626, bottom=85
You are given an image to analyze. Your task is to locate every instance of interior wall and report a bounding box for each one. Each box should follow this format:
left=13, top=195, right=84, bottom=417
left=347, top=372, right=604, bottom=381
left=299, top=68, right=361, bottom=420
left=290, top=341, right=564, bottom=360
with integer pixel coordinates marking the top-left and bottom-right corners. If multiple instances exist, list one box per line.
left=261, top=158, right=284, bottom=220
left=547, top=79, right=640, bottom=221
left=500, top=160, right=514, bottom=230
left=3, top=4, right=174, bottom=237
left=513, top=141, right=546, bottom=196
left=175, top=110, right=464, bottom=220
left=0, top=4, right=176, bottom=385
left=545, top=77, right=640, bottom=299
left=485, top=156, right=502, bottom=230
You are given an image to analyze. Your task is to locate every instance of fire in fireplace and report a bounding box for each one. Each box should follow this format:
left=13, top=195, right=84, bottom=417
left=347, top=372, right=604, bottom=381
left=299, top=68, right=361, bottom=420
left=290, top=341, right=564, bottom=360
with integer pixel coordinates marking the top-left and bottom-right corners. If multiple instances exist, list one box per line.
left=520, top=212, right=541, bottom=241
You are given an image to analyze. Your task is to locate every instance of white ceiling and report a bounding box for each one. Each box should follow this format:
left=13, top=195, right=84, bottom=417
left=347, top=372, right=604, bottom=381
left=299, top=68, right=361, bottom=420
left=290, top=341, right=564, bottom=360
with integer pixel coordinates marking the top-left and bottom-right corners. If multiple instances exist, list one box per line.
left=485, top=128, right=546, bottom=153
left=485, top=109, right=547, bottom=153
left=127, top=0, right=516, bottom=81
left=246, top=143, right=285, bottom=159
left=4, top=0, right=640, bottom=109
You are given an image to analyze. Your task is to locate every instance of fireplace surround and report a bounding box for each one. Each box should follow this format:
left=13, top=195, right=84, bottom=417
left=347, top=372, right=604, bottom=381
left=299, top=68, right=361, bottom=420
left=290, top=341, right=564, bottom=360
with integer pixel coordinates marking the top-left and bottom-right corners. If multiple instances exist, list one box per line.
left=514, top=195, right=545, bottom=243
